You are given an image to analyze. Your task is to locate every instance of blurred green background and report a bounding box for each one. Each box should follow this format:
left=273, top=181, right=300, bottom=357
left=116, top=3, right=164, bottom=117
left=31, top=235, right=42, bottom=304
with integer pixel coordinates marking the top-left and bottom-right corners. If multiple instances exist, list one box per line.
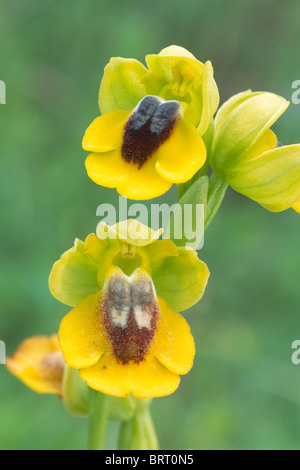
left=1, top=0, right=300, bottom=450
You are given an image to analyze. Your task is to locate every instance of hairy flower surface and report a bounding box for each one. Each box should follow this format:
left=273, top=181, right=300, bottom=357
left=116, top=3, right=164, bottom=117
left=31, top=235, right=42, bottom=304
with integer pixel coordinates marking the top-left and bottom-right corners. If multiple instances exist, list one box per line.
left=59, top=267, right=195, bottom=398
left=49, top=221, right=210, bottom=398
left=83, top=95, right=206, bottom=200
left=211, top=91, right=300, bottom=212
left=6, top=335, right=64, bottom=395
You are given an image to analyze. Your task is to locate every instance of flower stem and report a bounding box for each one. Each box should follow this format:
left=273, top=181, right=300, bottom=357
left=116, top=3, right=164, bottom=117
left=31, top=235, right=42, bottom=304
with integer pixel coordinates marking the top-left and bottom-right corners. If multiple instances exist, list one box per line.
left=140, top=407, right=159, bottom=450
left=205, top=172, right=228, bottom=230
left=88, top=390, right=110, bottom=450
left=117, top=407, right=159, bottom=450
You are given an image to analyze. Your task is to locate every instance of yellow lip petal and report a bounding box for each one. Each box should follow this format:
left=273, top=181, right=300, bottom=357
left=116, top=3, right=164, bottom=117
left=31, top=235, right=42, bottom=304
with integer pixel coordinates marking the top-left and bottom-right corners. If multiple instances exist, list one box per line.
left=116, top=155, right=172, bottom=200
left=86, top=147, right=172, bottom=199
left=82, top=111, right=130, bottom=153
left=155, top=120, right=206, bottom=183
left=76, top=293, right=192, bottom=398
left=79, top=352, right=180, bottom=399
left=85, top=149, right=129, bottom=189
left=58, top=293, right=106, bottom=369
left=152, top=298, right=195, bottom=375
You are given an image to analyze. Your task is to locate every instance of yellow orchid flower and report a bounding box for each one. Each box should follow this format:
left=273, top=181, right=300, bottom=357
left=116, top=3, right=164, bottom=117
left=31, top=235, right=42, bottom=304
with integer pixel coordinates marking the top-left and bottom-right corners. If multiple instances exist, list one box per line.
left=49, top=221, right=210, bottom=399
left=6, top=335, right=64, bottom=396
left=83, top=45, right=220, bottom=200
left=83, top=95, right=206, bottom=200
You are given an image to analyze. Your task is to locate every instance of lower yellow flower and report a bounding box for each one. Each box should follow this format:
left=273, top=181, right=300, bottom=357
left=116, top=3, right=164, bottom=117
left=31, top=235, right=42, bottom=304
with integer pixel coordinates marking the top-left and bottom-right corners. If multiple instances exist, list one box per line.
left=6, top=335, right=64, bottom=396
left=59, top=267, right=195, bottom=399
left=83, top=95, right=206, bottom=200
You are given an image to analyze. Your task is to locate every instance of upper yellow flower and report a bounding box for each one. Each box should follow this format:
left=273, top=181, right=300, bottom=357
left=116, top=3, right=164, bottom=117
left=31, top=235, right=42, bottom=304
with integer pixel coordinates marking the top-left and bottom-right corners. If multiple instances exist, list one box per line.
left=49, top=221, right=210, bottom=398
left=83, top=46, right=220, bottom=200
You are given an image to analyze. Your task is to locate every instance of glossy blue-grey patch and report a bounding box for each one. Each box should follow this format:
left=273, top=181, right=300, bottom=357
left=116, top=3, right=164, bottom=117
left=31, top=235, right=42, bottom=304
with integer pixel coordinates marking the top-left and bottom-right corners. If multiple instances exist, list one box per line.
left=129, top=95, right=163, bottom=131
left=106, top=272, right=131, bottom=329
left=121, top=95, right=182, bottom=168
left=150, top=101, right=181, bottom=136
left=131, top=273, right=156, bottom=330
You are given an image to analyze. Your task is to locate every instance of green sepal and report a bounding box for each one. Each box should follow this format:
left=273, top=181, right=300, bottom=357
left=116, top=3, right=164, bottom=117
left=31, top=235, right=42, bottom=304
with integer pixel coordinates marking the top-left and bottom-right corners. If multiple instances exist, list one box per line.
left=49, top=239, right=100, bottom=307
left=144, top=239, right=179, bottom=269
left=99, top=58, right=148, bottom=114
left=197, top=61, right=220, bottom=136
left=152, top=247, right=210, bottom=312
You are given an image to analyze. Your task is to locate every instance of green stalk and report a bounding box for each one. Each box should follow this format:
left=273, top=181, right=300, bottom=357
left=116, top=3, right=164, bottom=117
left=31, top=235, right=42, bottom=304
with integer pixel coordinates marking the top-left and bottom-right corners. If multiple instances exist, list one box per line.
left=88, top=390, right=110, bottom=450
left=140, top=407, right=159, bottom=450
left=117, top=407, right=159, bottom=450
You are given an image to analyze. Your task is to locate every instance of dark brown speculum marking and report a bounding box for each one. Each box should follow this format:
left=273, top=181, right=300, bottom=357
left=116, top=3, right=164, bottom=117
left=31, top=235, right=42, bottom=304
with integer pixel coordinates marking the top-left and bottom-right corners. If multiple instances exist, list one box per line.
left=121, top=96, right=181, bottom=169
left=102, top=269, right=159, bottom=364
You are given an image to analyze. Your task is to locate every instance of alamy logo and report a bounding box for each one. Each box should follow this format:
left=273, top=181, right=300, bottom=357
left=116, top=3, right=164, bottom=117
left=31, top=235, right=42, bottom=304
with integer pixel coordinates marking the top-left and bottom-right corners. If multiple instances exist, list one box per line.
left=96, top=197, right=205, bottom=250
left=291, top=80, right=300, bottom=105
left=291, top=340, right=300, bottom=365
left=0, top=341, right=6, bottom=365
left=0, top=80, right=6, bottom=104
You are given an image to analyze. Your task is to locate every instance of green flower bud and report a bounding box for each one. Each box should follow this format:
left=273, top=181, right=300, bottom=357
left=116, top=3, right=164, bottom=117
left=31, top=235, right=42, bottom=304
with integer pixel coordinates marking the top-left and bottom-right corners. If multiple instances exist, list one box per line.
left=210, top=91, right=300, bottom=212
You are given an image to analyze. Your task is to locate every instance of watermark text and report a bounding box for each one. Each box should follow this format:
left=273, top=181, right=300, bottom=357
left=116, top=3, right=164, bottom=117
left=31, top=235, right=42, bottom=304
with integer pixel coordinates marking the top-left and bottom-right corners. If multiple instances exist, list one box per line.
left=0, top=340, right=6, bottom=365
left=291, top=80, right=300, bottom=105
left=291, top=340, right=300, bottom=365
left=0, top=80, right=6, bottom=104
left=96, top=197, right=204, bottom=250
